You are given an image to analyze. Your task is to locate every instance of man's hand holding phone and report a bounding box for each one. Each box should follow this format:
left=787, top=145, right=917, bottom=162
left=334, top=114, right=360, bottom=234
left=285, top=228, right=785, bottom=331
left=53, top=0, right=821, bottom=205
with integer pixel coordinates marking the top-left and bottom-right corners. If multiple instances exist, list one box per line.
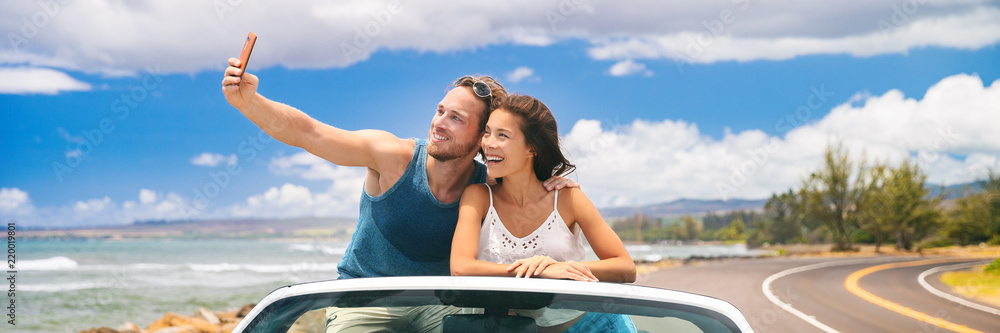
left=222, top=32, right=258, bottom=110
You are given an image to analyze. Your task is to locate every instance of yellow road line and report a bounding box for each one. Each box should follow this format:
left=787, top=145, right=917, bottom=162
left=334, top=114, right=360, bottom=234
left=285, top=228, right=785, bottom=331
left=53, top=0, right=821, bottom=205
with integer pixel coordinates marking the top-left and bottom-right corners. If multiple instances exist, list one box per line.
left=845, top=258, right=984, bottom=333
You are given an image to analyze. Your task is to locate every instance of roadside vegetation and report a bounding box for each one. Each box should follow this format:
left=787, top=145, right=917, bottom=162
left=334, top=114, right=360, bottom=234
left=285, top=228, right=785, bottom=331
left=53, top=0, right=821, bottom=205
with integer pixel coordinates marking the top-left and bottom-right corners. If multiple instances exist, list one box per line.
left=612, top=141, right=1000, bottom=253
left=940, top=258, right=1000, bottom=307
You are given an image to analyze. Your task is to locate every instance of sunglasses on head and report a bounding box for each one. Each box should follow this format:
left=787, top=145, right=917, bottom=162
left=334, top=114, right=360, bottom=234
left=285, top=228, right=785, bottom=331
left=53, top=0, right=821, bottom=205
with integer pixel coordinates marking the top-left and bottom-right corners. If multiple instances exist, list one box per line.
left=456, top=76, right=492, bottom=99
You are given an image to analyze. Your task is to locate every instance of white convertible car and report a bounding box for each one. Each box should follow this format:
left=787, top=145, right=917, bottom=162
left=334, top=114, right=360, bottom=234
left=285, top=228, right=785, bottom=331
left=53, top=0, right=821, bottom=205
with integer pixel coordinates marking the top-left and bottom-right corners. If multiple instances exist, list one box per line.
left=232, top=276, right=754, bottom=333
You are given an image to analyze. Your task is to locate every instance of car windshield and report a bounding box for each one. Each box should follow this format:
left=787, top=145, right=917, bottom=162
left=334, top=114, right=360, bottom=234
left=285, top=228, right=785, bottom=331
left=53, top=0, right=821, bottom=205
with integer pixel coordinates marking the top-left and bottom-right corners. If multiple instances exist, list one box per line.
left=239, top=278, right=747, bottom=333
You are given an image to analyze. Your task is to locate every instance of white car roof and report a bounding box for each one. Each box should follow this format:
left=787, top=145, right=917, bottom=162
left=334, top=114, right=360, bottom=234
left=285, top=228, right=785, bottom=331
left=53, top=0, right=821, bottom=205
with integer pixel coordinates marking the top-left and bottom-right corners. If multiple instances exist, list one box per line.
left=234, top=276, right=754, bottom=333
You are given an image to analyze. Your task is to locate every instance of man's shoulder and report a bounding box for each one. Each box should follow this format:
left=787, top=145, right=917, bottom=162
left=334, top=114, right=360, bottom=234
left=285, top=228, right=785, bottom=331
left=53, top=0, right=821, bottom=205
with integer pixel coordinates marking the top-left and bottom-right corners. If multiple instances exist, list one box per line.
left=391, top=137, right=418, bottom=152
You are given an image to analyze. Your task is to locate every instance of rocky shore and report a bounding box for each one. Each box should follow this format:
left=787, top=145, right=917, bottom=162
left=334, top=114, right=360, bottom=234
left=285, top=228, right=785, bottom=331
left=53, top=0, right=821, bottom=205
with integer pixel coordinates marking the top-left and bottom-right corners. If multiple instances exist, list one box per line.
left=78, top=304, right=256, bottom=333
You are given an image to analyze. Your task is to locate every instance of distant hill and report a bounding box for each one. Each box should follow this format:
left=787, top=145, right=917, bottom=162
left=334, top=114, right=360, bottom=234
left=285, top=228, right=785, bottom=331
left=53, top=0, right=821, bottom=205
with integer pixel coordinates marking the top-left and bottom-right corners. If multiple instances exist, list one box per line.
left=927, top=182, right=983, bottom=200
left=598, top=181, right=983, bottom=219
left=599, top=198, right=768, bottom=219
left=21, top=216, right=359, bottom=240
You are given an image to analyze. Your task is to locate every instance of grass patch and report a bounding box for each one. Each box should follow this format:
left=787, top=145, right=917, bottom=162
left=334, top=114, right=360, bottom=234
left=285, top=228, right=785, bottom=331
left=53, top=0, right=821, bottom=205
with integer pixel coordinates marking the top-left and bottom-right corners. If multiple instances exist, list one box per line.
left=985, top=257, right=1000, bottom=275
left=940, top=265, right=1000, bottom=307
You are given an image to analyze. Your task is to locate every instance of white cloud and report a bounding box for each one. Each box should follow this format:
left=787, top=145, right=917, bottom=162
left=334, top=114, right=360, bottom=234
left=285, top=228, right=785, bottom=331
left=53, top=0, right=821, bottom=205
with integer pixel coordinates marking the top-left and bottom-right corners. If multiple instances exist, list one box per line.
left=6, top=188, right=201, bottom=228
left=564, top=73, right=1000, bottom=207
left=0, top=188, right=34, bottom=216
left=608, top=59, right=652, bottom=77
left=191, top=152, right=237, bottom=167
left=507, top=66, right=538, bottom=83
left=139, top=189, right=157, bottom=204
left=269, top=152, right=367, bottom=182
left=233, top=152, right=367, bottom=218
left=0, top=67, right=91, bottom=94
left=588, top=6, right=1000, bottom=66
left=229, top=179, right=364, bottom=219
left=2, top=1, right=997, bottom=76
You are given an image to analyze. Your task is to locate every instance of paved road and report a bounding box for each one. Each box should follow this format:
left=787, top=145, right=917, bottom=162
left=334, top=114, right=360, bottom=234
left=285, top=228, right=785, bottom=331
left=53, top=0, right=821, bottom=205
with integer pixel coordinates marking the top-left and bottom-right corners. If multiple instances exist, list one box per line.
left=636, top=256, right=999, bottom=332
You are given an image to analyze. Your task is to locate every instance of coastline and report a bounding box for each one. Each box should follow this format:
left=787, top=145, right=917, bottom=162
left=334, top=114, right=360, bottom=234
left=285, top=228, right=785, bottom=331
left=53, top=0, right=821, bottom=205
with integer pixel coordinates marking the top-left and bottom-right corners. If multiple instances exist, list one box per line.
left=79, top=305, right=256, bottom=333
left=75, top=244, right=998, bottom=333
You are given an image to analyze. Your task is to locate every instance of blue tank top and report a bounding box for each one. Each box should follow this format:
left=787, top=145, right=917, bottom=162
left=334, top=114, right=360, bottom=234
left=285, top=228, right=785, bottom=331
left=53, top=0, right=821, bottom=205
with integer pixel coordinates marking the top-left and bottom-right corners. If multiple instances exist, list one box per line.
left=337, top=139, right=487, bottom=278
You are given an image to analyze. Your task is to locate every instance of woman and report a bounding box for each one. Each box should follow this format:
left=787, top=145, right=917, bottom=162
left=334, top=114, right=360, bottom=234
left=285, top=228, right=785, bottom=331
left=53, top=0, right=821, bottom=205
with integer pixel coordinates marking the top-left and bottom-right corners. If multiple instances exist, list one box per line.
left=451, top=94, right=636, bottom=331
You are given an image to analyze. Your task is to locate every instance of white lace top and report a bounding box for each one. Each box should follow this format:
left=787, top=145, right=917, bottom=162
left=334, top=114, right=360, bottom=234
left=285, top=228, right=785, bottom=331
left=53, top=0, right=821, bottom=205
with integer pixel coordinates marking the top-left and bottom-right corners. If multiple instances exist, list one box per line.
left=476, top=185, right=588, bottom=326
left=478, top=185, right=585, bottom=265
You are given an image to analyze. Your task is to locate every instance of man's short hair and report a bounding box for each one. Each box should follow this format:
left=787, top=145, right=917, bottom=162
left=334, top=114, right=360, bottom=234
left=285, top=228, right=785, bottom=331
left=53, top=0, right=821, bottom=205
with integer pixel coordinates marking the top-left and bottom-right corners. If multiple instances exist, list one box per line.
left=451, top=75, right=508, bottom=132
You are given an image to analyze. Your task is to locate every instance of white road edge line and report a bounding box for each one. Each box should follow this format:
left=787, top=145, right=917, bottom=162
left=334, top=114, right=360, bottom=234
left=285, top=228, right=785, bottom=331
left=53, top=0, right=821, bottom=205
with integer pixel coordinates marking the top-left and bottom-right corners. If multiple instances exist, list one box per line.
left=917, top=260, right=1000, bottom=316
left=761, top=257, right=902, bottom=333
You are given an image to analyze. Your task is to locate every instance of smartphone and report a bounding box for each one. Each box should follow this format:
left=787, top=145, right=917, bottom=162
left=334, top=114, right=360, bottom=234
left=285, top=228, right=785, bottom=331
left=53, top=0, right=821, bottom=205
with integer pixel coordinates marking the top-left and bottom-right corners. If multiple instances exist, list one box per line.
left=238, top=31, right=257, bottom=77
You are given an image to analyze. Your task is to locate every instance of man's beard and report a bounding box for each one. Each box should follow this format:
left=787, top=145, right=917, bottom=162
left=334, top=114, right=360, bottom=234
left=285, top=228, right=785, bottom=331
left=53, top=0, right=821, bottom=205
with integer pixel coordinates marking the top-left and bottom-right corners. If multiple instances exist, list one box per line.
left=427, top=137, right=479, bottom=162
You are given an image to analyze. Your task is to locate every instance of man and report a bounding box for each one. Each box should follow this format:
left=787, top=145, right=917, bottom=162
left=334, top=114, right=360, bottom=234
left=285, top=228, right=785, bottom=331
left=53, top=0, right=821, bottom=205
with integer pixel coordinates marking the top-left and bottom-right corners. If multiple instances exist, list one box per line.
left=223, top=61, right=578, bottom=332
left=221, top=59, right=576, bottom=278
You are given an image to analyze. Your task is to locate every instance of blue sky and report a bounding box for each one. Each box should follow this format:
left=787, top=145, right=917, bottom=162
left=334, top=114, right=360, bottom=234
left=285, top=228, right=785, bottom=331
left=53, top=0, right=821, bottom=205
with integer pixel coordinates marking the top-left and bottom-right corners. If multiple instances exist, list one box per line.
left=2, top=1, right=999, bottom=227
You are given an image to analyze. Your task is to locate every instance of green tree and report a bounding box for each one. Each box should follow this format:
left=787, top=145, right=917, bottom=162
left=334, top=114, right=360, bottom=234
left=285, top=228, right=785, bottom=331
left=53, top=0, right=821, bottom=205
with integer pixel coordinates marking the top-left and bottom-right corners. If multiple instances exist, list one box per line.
left=803, top=142, right=865, bottom=251
left=944, top=171, right=1000, bottom=245
left=680, top=215, right=701, bottom=241
left=889, top=161, right=942, bottom=250
left=984, top=171, right=1000, bottom=241
left=713, top=216, right=746, bottom=241
left=670, top=222, right=686, bottom=241
left=764, top=189, right=804, bottom=244
left=732, top=215, right=746, bottom=235
left=945, top=190, right=991, bottom=245
left=859, top=160, right=942, bottom=252
left=857, top=162, right=895, bottom=252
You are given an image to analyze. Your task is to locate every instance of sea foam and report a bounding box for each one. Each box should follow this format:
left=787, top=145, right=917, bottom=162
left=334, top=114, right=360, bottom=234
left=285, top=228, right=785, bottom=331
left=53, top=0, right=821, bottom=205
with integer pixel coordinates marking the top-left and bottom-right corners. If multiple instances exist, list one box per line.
left=19, top=256, right=79, bottom=270
left=187, top=261, right=340, bottom=273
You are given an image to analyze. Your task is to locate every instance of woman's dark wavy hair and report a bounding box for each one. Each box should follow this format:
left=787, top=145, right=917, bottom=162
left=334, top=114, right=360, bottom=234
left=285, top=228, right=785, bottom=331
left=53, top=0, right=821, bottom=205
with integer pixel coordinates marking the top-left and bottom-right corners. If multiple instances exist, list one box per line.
left=491, top=94, right=576, bottom=182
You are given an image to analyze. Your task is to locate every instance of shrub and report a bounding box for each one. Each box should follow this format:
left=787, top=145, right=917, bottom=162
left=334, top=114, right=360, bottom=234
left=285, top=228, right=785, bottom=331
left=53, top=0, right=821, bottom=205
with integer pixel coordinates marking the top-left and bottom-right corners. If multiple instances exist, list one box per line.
left=985, top=258, right=1000, bottom=275
left=920, top=236, right=954, bottom=249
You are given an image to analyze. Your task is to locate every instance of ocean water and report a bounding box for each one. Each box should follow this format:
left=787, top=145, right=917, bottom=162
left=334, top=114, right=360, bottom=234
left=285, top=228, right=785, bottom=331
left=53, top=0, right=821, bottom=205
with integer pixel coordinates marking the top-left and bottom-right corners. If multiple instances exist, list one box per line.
left=16, top=239, right=346, bottom=333
left=14, top=239, right=769, bottom=332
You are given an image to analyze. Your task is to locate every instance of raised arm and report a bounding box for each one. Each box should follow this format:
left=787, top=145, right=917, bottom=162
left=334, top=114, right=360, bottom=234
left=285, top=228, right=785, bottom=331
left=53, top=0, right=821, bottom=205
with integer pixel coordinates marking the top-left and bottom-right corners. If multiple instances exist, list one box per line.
left=221, top=58, right=406, bottom=169
left=563, top=188, right=637, bottom=283
left=451, top=184, right=520, bottom=277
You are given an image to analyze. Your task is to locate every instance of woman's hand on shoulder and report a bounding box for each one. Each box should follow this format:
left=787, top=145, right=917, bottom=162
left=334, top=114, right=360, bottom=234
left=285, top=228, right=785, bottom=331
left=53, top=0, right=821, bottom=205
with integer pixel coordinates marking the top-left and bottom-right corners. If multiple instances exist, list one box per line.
left=542, top=176, right=579, bottom=191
